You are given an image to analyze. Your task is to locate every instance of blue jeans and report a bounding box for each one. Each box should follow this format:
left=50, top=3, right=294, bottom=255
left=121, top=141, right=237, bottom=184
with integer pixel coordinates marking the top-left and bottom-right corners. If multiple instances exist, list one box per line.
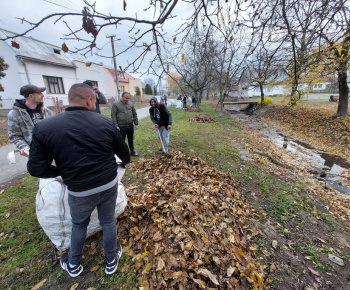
left=68, top=184, right=118, bottom=265
left=159, top=126, right=170, bottom=152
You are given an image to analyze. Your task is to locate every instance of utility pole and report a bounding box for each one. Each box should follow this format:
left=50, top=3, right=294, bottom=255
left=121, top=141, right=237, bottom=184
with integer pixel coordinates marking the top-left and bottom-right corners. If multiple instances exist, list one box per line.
left=107, top=35, right=121, bottom=101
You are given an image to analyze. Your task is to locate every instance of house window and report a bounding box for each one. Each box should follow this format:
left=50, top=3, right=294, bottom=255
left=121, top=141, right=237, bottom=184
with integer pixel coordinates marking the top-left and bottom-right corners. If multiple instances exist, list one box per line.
left=43, top=76, right=65, bottom=94
left=120, top=86, right=125, bottom=93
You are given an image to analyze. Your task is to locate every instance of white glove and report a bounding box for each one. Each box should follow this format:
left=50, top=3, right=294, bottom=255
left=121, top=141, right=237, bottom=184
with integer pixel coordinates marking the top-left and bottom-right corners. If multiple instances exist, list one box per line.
left=134, top=125, right=138, bottom=130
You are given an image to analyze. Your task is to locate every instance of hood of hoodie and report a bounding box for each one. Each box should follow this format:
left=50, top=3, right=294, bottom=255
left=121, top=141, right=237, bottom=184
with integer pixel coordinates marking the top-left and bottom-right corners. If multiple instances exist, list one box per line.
left=14, top=99, right=43, bottom=111
left=149, top=96, right=159, bottom=107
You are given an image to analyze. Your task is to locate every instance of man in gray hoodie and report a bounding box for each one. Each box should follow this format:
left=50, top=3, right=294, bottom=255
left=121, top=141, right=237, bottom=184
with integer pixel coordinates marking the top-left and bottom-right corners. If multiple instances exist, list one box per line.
left=149, top=96, right=172, bottom=153
left=7, top=84, right=53, bottom=157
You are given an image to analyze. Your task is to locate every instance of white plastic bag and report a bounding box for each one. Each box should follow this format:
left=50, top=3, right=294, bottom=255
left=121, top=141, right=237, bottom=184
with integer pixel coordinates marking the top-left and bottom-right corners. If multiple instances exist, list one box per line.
left=36, top=177, right=127, bottom=252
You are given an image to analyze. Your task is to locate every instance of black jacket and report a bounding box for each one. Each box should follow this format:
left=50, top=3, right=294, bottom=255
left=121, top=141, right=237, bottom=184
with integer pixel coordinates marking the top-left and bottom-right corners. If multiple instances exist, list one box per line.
left=27, top=107, right=130, bottom=191
left=149, top=97, right=172, bottom=129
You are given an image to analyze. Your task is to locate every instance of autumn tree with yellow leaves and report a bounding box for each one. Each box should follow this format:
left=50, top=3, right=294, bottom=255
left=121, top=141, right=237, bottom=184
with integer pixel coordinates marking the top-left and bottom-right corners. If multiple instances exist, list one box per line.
left=165, top=72, right=182, bottom=96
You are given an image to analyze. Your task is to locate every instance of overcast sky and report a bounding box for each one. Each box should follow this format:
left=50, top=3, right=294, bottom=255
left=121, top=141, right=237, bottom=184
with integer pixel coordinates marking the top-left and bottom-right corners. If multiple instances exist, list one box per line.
left=0, top=0, right=192, bottom=80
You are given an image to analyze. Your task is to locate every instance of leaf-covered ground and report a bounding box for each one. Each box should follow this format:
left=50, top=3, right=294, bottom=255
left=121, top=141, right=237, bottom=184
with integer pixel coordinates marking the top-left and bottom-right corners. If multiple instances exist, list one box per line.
left=260, top=102, right=350, bottom=162
left=119, top=152, right=267, bottom=289
left=230, top=102, right=350, bottom=289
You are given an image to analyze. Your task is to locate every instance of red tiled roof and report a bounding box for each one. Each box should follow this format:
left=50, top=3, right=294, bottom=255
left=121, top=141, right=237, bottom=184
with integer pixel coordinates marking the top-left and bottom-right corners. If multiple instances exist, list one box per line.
left=104, top=67, right=137, bottom=83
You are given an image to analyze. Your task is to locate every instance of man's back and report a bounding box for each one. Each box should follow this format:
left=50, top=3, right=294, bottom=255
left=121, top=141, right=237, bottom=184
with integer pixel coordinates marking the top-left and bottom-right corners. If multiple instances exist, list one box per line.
left=28, top=107, right=130, bottom=192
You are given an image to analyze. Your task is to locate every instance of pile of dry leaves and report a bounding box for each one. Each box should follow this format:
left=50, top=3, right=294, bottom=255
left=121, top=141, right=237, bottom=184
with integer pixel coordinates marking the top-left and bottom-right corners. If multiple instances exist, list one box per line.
left=118, top=151, right=267, bottom=289
left=188, top=114, right=217, bottom=123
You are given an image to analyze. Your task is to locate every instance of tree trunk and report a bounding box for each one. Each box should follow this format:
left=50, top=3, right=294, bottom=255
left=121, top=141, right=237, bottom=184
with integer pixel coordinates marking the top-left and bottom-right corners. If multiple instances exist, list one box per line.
left=336, top=70, right=349, bottom=116
left=259, top=82, right=265, bottom=103
left=290, top=81, right=298, bottom=106
left=195, top=91, right=200, bottom=108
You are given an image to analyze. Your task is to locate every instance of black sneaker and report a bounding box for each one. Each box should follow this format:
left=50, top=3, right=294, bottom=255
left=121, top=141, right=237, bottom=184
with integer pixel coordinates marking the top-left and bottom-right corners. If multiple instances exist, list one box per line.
left=60, top=253, right=83, bottom=278
left=158, top=148, right=163, bottom=151
left=105, top=243, right=122, bottom=275
left=130, top=151, right=138, bottom=156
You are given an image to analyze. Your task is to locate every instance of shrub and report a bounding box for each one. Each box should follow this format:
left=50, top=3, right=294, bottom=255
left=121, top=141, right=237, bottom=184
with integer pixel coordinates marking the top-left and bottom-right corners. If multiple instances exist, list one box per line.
left=259, top=97, right=273, bottom=105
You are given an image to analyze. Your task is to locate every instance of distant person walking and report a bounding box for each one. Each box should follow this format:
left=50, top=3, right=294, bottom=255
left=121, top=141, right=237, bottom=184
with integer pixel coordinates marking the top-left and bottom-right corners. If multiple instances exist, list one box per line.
left=7, top=84, right=53, bottom=157
left=183, top=95, right=187, bottom=108
left=111, top=92, right=139, bottom=158
left=83, top=80, right=107, bottom=113
left=191, top=95, right=197, bottom=108
left=27, top=83, right=130, bottom=278
left=149, top=96, right=172, bottom=153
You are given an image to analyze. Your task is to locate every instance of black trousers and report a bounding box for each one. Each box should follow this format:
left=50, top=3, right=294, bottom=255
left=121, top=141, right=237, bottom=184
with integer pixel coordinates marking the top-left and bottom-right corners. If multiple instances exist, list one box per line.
left=119, top=125, right=135, bottom=152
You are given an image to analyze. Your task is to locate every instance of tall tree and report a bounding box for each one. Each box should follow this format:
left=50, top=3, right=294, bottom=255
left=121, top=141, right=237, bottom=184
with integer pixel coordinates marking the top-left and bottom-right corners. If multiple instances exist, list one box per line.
left=243, top=40, right=285, bottom=103
left=278, top=0, right=342, bottom=105
left=145, top=84, right=152, bottom=95
left=169, top=30, right=216, bottom=107
left=320, top=4, right=350, bottom=116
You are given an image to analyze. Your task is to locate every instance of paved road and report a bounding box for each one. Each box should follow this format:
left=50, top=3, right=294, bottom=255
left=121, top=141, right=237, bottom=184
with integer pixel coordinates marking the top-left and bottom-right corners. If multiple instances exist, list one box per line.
left=0, top=106, right=150, bottom=186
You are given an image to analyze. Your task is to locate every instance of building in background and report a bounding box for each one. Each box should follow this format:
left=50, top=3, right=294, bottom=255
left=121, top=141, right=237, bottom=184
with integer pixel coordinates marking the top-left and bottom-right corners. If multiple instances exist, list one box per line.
left=103, top=67, right=143, bottom=102
left=0, top=28, right=105, bottom=110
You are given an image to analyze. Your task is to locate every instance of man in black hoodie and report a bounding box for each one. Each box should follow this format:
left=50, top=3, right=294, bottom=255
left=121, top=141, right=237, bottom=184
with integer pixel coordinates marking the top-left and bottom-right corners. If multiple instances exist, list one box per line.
left=7, top=84, right=53, bottom=157
left=149, top=96, right=172, bottom=152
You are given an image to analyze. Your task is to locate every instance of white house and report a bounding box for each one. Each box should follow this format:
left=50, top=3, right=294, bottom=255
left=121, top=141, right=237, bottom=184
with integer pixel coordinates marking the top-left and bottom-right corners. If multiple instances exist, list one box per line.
left=0, top=28, right=105, bottom=110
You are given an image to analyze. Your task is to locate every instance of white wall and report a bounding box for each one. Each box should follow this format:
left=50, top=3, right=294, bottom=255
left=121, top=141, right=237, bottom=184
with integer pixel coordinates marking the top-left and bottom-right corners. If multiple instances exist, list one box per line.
left=74, top=61, right=105, bottom=94
left=0, top=48, right=106, bottom=109
left=103, top=68, right=117, bottom=100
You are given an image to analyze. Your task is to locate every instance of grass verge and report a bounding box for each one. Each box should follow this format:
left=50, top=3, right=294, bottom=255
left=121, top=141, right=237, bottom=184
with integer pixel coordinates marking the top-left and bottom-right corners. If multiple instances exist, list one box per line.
left=1, top=101, right=349, bottom=289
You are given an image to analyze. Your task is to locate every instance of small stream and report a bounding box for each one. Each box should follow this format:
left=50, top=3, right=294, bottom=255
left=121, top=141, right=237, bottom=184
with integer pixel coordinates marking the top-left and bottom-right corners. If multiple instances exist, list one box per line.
left=230, top=109, right=350, bottom=194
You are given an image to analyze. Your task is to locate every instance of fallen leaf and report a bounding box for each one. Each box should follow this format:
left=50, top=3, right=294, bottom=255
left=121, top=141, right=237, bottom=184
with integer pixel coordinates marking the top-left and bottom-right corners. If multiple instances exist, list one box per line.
left=193, top=278, right=206, bottom=288
left=31, top=279, right=47, bottom=290
left=156, top=257, right=165, bottom=271
left=90, top=265, right=99, bottom=272
left=90, top=242, right=97, bottom=250
left=69, top=283, right=79, bottom=290
left=227, top=266, right=235, bottom=277
left=16, top=267, right=24, bottom=273
left=272, top=240, right=278, bottom=249
left=197, top=268, right=219, bottom=285
left=172, top=271, right=182, bottom=279
left=308, top=267, right=320, bottom=276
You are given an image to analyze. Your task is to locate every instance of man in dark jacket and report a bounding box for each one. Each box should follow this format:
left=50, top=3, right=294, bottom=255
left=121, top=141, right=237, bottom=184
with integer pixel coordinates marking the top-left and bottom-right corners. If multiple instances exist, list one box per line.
left=83, top=80, right=107, bottom=113
left=149, top=96, right=172, bottom=152
left=7, top=84, right=53, bottom=157
left=27, top=83, right=130, bottom=278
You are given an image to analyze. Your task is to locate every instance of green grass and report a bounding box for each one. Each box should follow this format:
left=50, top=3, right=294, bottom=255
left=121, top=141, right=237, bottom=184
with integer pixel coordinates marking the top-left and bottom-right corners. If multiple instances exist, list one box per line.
left=0, top=100, right=341, bottom=288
